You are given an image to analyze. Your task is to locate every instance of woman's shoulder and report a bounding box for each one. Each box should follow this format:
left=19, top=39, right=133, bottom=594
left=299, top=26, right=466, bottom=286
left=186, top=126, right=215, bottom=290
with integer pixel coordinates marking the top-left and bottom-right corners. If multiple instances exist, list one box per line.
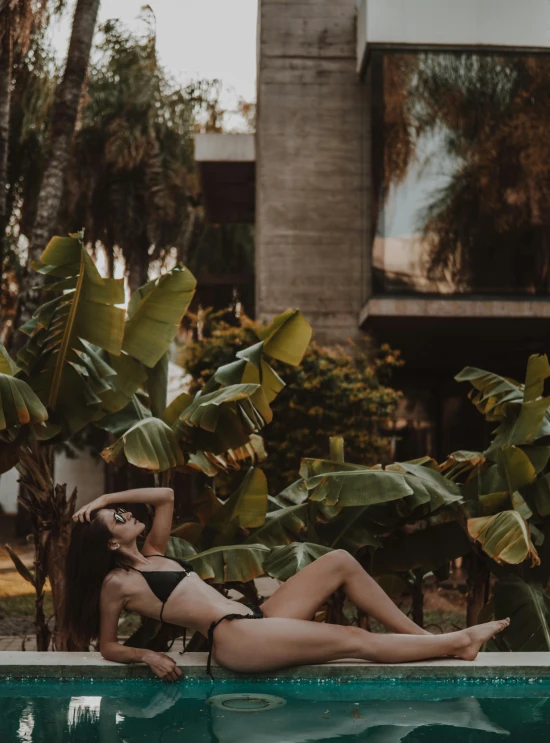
left=102, top=567, right=131, bottom=594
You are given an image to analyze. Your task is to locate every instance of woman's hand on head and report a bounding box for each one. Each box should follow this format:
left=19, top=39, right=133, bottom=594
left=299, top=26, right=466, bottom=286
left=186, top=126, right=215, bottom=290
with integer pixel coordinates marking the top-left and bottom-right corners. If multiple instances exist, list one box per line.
left=142, top=651, right=182, bottom=683
left=73, top=494, right=108, bottom=523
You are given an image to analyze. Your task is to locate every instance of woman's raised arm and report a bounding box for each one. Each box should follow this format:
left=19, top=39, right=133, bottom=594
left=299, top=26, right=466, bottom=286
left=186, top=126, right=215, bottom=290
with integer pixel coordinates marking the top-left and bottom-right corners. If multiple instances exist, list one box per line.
left=73, top=487, right=174, bottom=522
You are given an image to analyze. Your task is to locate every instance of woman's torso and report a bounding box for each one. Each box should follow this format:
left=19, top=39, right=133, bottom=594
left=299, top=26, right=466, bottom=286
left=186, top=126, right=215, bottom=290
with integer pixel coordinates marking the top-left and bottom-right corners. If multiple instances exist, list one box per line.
left=107, top=554, right=253, bottom=637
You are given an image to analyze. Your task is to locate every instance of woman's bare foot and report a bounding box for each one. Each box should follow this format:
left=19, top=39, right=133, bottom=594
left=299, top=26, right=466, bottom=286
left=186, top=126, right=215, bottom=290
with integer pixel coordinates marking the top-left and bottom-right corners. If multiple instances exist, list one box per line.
left=454, top=619, right=510, bottom=661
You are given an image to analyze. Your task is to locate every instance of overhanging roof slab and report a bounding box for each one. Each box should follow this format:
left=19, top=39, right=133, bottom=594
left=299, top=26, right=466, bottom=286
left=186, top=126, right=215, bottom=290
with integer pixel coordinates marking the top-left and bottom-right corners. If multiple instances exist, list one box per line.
left=357, top=0, right=550, bottom=72
left=194, top=134, right=256, bottom=224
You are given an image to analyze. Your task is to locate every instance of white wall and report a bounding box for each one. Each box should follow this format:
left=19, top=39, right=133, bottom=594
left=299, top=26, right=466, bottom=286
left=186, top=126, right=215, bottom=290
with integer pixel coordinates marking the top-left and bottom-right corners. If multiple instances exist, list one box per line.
left=54, top=448, right=106, bottom=511
left=358, top=0, right=550, bottom=71
left=0, top=449, right=105, bottom=515
left=0, top=467, right=19, bottom=515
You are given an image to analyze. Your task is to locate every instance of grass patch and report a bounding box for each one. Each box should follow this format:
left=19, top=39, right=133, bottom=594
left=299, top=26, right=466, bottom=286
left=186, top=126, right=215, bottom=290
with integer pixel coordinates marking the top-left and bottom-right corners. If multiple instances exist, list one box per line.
left=0, top=592, right=141, bottom=638
left=0, top=592, right=53, bottom=618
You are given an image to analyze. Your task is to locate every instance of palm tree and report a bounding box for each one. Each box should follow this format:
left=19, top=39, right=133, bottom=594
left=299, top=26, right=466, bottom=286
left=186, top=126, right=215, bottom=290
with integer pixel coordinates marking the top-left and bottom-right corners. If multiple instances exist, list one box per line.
left=0, top=0, right=49, bottom=234
left=15, top=0, right=100, bottom=343
left=64, top=16, right=200, bottom=294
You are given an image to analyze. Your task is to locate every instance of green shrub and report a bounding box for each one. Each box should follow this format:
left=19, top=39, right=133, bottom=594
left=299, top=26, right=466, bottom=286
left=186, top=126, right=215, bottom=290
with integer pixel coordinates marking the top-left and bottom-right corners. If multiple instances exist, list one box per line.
left=178, top=309, right=403, bottom=493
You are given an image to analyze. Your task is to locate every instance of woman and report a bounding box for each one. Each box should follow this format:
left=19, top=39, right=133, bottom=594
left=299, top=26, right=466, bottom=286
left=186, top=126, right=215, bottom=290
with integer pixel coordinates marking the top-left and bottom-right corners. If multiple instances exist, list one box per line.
left=64, top=487, right=509, bottom=682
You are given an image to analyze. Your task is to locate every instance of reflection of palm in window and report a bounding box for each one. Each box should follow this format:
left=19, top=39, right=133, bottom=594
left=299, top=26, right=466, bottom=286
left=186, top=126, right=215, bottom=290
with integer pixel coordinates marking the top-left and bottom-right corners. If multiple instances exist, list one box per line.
left=373, top=52, right=550, bottom=294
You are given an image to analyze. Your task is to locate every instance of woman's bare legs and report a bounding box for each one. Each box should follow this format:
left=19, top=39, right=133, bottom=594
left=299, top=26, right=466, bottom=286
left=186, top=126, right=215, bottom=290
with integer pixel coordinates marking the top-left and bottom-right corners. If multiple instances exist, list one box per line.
left=261, top=550, right=428, bottom=635
left=213, top=616, right=510, bottom=673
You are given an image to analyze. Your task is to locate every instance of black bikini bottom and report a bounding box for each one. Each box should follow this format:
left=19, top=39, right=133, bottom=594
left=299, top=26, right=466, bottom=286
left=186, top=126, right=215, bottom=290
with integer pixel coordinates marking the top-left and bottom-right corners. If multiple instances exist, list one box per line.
left=206, top=603, right=264, bottom=679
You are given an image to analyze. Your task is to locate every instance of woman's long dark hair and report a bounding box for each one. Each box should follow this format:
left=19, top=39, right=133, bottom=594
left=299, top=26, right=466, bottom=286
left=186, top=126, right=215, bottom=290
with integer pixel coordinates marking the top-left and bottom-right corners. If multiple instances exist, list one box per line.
left=62, top=512, right=118, bottom=650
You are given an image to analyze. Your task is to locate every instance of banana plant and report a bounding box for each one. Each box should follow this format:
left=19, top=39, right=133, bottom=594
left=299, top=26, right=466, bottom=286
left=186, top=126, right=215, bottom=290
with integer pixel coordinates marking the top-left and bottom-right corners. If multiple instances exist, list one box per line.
left=100, top=308, right=313, bottom=476
left=451, top=354, right=550, bottom=646
left=0, top=233, right=198, bottom=648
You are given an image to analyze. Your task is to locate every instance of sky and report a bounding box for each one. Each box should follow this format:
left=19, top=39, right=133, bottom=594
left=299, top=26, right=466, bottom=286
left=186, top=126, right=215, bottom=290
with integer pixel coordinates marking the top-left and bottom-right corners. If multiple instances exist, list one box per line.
left=50, top=0, right=258, bottom=128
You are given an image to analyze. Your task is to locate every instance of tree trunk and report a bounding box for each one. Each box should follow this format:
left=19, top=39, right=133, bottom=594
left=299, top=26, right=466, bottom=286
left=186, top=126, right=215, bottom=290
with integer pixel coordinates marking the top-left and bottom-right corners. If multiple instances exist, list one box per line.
left=410, top=573, right=424, bottom=629
left=17, top=444, right=78, bottom=650
left=44, top=483, right=78, bottom=649
left=32, top=529, right=51, bottom=651
left=0, top=22, right=12, bottom=236
left=466, top=549, right=489, bottom=627
left=15, top=0, right=100, bottom=340
left=126, top=236, right=150, bottom=296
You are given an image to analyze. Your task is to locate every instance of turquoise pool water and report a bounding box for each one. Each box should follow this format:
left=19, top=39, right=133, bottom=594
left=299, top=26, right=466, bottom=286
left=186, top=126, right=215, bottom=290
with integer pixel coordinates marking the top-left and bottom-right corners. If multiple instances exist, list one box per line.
left=1, top=678, right=549, bottom=742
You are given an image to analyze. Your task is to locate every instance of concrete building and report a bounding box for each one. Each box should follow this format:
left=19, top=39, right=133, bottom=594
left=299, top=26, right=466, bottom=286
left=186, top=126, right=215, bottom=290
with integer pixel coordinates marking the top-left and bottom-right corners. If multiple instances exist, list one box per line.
left=196, top=0, right=550, bottom=460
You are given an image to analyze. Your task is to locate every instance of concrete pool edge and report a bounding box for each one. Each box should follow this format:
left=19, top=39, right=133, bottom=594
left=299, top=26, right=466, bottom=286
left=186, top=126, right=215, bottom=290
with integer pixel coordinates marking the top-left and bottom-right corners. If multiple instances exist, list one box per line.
left=1, top=651, right=550, bottom=681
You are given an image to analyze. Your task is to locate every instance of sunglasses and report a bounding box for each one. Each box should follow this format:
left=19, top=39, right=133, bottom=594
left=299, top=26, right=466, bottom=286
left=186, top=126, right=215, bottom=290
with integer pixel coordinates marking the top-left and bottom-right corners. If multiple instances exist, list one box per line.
left=113, top=507, right=127, bottom=525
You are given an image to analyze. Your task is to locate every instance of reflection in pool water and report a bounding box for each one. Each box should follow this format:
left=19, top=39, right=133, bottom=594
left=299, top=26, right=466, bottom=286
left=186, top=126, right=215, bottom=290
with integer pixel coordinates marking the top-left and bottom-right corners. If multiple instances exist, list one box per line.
left=2, top=679, right=550, bottom=742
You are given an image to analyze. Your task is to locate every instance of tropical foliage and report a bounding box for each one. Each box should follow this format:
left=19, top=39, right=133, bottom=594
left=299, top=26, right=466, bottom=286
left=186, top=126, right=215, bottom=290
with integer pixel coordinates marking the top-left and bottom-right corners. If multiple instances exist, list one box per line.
left=1, top=12, right=254, bottom=347
left=178, top=308, right=403, bottom=493
left=161, top=353, right=550, bottom=652
left=0, top=232, right=311, bottom=649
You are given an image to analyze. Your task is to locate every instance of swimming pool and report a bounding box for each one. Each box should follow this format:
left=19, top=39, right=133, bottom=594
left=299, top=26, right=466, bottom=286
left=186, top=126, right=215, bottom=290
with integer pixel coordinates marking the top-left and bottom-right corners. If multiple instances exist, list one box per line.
left=2, top=676, right=550, bottom=742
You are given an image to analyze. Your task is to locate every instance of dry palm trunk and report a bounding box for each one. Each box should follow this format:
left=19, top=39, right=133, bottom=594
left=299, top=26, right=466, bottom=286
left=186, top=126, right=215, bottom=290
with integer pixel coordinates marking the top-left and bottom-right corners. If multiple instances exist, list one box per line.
left=16, top=0, right=101, bottom=340
left=17, top=443, right=77, bottom=650
left=465, top=548, right=490, bottom=627
left=0, top=20, right=12, bottom=235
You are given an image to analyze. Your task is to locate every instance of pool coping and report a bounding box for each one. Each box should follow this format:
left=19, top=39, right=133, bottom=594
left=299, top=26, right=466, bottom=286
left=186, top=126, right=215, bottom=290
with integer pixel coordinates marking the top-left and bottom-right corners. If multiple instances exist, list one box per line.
left=1, top=651, right=550, bottom=681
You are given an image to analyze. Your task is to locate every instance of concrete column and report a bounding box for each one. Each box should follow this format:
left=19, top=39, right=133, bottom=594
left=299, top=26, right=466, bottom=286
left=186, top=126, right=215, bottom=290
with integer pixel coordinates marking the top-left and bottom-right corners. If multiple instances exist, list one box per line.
left=256, top=0, right=369, bottom=344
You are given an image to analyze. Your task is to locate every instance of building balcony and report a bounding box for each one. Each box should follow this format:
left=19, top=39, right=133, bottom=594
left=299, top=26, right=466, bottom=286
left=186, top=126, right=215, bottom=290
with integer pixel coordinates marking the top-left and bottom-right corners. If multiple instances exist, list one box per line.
left=194, top=133, right=255, bottom=223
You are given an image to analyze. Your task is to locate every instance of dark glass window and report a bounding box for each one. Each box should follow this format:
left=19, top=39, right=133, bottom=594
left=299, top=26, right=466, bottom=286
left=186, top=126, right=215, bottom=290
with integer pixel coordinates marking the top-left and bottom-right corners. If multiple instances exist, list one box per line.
left=370, top=52, right=550, bottom=295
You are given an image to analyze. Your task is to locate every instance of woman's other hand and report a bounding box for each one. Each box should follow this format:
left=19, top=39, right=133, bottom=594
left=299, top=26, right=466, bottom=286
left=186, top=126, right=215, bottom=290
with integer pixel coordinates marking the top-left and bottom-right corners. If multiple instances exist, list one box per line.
left=143, top=651, right=183, bottom=682
left=73, top=494, right=107, bottom=522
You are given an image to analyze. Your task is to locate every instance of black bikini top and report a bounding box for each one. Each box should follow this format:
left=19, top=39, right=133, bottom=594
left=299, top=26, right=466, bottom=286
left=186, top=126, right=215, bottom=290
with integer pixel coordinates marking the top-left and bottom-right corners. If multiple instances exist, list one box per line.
left=119, top=554, right=195, bottom=608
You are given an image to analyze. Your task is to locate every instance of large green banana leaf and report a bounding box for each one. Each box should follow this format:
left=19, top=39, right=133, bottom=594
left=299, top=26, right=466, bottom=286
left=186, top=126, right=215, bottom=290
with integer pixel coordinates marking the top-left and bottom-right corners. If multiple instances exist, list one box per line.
left=175, top=383, right=272, bottom=454
left=304, top=470, right=413, bottom=507
left=468, top=510, right=540, bottom=567
left=299, top=458, right=461, bottom=516
left=489, top=398, right=550, bottom=451
left=97, top=353, right=148, bottom=416
left=0, top=370, right=48, bottom=433
left=0, top=342, right=18, bottom=375
left=102, top=417, right=184, bottom=471
left=299, top=458, right=372, bottom=479
left=264, top=542, right=333, bottom=581
left=492, top=575, right=550, bottom=651
left=186, top=543, right=270, bottom=582
left=256, top=308, right=312, bottom=366
left=276, top=478, right=310, bottom=506
left=122, top=265, right=196, bottom=368
left=0, top=342, right=48, bottom=470
left=371, top=522, right=471, bottom=574
left=17, top=235, right=125, bottom=434
left=145, top=468, right=267, bottom=554
left=524, top=354, right=550, bottom=403
left=102, top=384, right=270, bottom=472
left=165, top=536, right=198, bottom=560
left=440, top=450, right=486, bottom=481
left=386, top=461, right=463, bottom=512
left=245, top=503, right=307, bottom=547
left=320, top=507, right=382, bottom=552
left=522, top=445, right=550, bottom=474
left=205, top=309, right=311, bottom=403
left=209, top=467, right=268, bottom=533
left=186, top=435, right=266, bottom=476
left=455, top=365, right=524, bottom=421
left=97, top=396, right=152, bottom=437
left=527, top=472, right=550, bottom=518
left=496, top=446, right=537, bottom=492
left=457, top=355, right=550, bottom=448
